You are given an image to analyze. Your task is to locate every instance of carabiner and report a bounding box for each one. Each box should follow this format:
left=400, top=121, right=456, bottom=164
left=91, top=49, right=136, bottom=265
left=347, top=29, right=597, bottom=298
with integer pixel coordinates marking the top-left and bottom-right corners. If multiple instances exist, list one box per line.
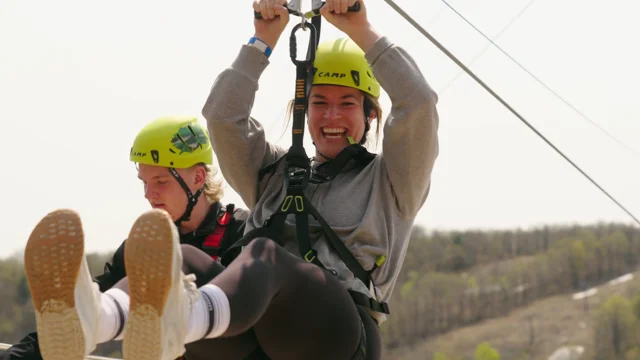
left=289, top=20, right=317, bottom=66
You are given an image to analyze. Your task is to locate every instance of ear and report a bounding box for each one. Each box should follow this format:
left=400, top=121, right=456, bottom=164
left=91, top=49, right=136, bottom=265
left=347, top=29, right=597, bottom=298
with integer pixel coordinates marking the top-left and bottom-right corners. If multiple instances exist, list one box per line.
left=193, top=165, right=207, bottom=188
left=367, top=109, right=376, bottom=124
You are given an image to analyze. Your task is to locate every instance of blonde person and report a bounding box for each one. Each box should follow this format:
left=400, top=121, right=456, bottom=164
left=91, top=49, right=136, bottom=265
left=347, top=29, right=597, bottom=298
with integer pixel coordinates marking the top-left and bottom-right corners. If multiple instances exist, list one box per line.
left=15, top=116, right=274, bottom=360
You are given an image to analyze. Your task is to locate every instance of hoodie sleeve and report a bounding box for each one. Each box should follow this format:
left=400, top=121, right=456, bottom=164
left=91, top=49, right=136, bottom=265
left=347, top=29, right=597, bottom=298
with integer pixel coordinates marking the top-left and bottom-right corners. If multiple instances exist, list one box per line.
left=365, top=36, right=440, bottom=217
left=202, top=44, right=288, bottom=208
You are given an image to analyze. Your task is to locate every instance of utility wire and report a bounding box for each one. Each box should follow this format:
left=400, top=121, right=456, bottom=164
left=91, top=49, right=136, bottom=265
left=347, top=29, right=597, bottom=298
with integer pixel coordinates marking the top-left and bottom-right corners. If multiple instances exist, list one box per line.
left=440, top=0, right=640, bottom=160
left=381, top=0, right=640, bottom=226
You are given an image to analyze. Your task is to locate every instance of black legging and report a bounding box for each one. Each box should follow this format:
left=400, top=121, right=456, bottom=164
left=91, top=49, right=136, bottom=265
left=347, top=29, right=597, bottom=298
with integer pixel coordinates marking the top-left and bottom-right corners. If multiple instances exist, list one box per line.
left=116, top=239, right=382, bottom=360
left=179, top=245, right=265, bottom=360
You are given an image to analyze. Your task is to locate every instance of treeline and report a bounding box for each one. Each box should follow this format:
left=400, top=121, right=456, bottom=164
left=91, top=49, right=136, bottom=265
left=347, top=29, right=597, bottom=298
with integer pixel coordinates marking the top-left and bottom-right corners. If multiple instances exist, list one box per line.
left=400, top=222, right=640, bottom=278
left=592, top=284, right=640, bottom=360
left=381, top=223, right=640, bottom=350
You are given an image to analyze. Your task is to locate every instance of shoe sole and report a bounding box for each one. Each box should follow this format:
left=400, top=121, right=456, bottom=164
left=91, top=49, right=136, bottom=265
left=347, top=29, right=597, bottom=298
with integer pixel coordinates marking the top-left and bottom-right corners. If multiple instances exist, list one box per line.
left=123, top=209, right=176, bottom=360
left=23, top=209, right=87, bottom=360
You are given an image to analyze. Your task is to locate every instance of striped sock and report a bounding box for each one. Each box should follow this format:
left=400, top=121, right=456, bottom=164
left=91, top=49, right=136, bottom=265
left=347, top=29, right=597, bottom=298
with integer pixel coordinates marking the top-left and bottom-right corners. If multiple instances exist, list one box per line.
left=97, top=288, right=128, bottom=343
left=184, top=284, right=231, bottom=343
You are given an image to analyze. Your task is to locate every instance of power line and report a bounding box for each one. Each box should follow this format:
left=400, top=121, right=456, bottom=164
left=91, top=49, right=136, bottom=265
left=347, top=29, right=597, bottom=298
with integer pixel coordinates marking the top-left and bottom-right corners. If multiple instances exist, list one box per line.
left=381, top=0, right=640, bottom=226
left=439, top=0, right=640, bottom=160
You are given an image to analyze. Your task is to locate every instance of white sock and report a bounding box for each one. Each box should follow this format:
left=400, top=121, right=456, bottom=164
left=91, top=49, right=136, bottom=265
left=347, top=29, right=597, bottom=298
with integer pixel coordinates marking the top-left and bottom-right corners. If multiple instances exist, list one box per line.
left=184, top=284, right=231, bottom=343
left=97, top=288, right=129, bottom=343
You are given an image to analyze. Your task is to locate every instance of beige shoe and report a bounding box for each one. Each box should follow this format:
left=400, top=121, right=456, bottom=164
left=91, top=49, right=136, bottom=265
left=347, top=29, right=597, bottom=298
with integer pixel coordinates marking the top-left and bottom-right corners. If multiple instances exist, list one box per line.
left=123, top=209, right=199, bottom=360
left=24, top=209, right=101, bottom=360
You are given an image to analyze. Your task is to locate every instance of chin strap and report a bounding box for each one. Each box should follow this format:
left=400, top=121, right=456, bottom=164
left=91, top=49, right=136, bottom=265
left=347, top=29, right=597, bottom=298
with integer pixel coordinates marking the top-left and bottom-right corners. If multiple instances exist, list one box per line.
left=168, top=167, right=203, bottom=229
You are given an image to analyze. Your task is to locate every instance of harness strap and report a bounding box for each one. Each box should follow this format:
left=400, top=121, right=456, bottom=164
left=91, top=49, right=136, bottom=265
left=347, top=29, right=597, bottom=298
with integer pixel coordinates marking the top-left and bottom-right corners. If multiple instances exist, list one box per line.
left=312, top=140, right=375, bottom=182
left=304, top=198, right=368, bottom=285
left=202, top=203, right=234, bottom=261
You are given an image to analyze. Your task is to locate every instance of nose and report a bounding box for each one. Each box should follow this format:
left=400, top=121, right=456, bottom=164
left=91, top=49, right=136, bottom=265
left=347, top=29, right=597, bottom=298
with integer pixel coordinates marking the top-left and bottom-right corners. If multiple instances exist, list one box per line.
left=323, top=104, right=342, bottom=120
left=144, top=183, right=155, bottom=201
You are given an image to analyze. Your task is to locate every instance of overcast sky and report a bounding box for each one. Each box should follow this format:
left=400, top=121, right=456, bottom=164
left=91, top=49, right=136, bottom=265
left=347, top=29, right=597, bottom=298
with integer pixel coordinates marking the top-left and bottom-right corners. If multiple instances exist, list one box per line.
left=1, top=0, right=638, bottom=258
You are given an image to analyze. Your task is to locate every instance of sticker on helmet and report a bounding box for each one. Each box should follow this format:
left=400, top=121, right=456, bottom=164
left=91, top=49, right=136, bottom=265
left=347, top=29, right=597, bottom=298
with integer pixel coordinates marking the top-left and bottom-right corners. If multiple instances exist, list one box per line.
left=171, top=125, right=208, bottom=154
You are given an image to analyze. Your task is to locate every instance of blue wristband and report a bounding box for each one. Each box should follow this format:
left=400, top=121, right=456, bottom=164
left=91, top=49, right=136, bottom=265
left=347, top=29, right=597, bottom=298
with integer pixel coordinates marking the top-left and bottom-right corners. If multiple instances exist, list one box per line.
left=248, top=37, right=272, bottom=58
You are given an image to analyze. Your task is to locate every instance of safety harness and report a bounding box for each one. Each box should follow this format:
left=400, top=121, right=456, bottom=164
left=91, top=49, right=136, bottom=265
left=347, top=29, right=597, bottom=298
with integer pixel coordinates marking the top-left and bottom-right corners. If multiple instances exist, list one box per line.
left=228, top=0, right=390, bottom=316
left=201, top=203, right=236, bottom=262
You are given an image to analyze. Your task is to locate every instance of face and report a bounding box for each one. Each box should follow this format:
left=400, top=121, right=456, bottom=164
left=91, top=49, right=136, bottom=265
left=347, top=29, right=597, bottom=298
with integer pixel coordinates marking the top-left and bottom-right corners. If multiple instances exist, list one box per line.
left=137, top=163, right=205, bottom=221
left=308, top=85, right=370, bottom=160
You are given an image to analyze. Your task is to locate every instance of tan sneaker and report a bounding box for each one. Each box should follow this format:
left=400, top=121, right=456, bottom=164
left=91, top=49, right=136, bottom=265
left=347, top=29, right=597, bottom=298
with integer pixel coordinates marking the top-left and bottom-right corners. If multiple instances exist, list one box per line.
left=123, top=209, right=198, bottom=360
left=24, top=209, right=101, bottom=360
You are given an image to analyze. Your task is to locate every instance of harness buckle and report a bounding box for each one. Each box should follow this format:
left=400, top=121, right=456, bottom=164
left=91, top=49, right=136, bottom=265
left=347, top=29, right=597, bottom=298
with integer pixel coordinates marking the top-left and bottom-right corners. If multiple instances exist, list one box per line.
left=376, top=300, right=390, bottom=314
left=284, top=155, right=311, bottom=190
left=287, top=169, right=308, bottom=188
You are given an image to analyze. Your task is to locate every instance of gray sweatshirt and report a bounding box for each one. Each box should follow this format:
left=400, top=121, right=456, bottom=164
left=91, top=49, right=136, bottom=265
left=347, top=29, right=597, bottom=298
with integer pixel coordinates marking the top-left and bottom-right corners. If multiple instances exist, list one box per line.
left=202, top=36, right=439, bottom=324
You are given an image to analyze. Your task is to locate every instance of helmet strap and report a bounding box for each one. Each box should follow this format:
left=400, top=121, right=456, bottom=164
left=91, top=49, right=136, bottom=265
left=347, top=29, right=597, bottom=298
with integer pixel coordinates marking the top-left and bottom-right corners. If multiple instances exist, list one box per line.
left=168, top=167, right=203, bottom=229
left=360, top=120, right=370, bottom=145
left=360, top=98, right=373, bottom=145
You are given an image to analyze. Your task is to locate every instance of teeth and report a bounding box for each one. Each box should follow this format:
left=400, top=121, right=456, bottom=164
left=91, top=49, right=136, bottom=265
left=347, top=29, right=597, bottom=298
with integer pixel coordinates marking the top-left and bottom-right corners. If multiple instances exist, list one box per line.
left=323, top=127, right=346, bottom=134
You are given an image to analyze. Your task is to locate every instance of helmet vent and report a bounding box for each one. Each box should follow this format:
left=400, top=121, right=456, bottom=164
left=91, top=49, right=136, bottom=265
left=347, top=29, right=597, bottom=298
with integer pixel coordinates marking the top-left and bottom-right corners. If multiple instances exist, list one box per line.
left=350, top=70, right=361, bottom=87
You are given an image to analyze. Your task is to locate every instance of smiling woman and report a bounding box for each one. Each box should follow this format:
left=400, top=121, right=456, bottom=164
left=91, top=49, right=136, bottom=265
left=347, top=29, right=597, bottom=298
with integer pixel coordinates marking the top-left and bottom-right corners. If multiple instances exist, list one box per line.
left=286, top=38, right=384, bottom=160
left=193, top=0, right=440, bottom=358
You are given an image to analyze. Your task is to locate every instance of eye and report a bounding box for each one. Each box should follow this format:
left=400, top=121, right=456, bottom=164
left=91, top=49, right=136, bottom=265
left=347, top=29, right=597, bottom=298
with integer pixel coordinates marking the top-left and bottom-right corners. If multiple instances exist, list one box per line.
left=157, top=180, right=169, bottom=185
left=312, top=101, right=326, bottom=106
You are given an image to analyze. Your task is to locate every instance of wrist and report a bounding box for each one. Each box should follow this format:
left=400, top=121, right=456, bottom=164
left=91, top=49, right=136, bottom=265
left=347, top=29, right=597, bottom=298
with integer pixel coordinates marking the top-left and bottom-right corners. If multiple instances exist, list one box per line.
left=347, top=24, right=381, bottom=54
left=252, top=32, right=278, bottom=51
left=248, top=36, right=273, bottom=58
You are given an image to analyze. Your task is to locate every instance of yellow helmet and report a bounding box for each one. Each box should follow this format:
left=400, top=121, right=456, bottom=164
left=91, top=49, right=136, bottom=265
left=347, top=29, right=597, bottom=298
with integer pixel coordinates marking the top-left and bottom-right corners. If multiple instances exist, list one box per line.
left=130, top=115, right=213, bottom=168
left=312, top=38, right=380, bottom=98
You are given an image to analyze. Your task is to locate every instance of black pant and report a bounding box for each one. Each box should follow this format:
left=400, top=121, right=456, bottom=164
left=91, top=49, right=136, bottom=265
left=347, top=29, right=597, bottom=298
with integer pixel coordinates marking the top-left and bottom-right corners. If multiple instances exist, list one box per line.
left=179, top=239, right=382, bottom=360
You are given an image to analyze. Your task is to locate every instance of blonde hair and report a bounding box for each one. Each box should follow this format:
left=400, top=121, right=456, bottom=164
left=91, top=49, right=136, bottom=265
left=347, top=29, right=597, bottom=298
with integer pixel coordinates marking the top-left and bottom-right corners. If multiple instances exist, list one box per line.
left=284, top=92, right=384, bottom=147
left=202, top=164, right=224, bottom=203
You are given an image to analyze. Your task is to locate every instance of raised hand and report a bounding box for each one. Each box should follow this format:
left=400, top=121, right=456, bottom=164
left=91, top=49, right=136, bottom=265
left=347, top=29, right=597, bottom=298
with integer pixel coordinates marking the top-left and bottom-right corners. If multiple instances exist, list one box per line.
left=253, top=0, right=290, bottom=49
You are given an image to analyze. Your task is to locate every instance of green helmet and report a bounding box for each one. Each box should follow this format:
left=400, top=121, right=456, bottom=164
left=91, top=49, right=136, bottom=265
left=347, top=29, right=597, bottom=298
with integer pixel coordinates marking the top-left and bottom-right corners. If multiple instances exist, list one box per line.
left=312, top=38, right=380, bottom=98
left=130, top=115, right=213, bottom=168
left=130, top=115, right=213, bottom=227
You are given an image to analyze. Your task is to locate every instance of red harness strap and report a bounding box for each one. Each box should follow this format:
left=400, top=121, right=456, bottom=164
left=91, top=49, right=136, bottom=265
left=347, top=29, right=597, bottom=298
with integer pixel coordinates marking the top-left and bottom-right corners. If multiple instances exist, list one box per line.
left=202, top=208, right=232, bottom=262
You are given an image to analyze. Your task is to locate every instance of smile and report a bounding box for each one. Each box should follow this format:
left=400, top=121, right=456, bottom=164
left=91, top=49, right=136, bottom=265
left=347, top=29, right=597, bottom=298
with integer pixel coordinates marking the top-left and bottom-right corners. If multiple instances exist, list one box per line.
left=322, top=127, right=347, bottom=139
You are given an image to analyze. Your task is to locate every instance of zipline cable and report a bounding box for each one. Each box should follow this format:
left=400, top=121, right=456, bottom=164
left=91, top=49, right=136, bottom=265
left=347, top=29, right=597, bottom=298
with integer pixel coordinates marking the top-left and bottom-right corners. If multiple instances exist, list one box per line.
left=438, top=0, right=538, bottom=94
left=439, top=0, right=640, bottom=160
left=381, top=0, right=640, bottom=226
